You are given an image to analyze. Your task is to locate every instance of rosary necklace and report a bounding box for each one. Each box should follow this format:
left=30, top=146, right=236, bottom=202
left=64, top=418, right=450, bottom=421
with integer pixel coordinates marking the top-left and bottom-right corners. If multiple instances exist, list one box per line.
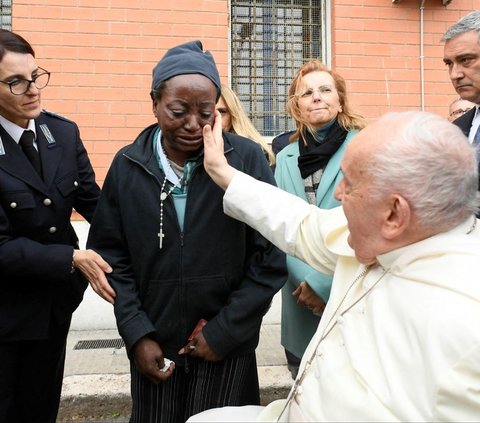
left=158, top=173, right=178, bottom=249
left=157, top=138, right=183, bottom=250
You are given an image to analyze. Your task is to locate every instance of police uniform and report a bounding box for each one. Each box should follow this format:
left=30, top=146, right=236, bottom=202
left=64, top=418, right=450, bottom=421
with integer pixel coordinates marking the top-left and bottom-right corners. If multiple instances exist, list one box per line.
left=0, top=110, right=100, bottom=423
left=271, top=130, right=295, bottom=156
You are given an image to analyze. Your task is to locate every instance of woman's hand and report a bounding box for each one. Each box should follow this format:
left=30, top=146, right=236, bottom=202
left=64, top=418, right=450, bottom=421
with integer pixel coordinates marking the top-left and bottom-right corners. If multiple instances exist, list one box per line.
left=292, top=281, right=326, bottom=315
left=73, top=249, right=115, bottom=304
left=132, top=337, right=175, bottom=383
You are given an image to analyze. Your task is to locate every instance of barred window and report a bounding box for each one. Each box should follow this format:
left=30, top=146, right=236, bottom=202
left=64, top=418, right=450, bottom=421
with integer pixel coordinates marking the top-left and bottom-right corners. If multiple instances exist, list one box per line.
left=0, top=0, right=11, bottom=30
left=231, top=0, right=328, bottom=137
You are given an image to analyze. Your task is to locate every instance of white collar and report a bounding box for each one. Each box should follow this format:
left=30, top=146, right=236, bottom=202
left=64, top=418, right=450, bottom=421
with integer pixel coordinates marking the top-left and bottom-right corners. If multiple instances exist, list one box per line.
left=0, top=114, right=37, bottom=144
left=155, top=129, right=181, bottom=188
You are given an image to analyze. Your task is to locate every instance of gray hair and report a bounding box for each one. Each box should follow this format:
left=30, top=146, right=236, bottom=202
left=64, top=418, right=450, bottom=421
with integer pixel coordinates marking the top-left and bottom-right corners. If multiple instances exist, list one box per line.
left=442, top=11, right=480, bottom=41
left=367, top=112, right=479, bottom=232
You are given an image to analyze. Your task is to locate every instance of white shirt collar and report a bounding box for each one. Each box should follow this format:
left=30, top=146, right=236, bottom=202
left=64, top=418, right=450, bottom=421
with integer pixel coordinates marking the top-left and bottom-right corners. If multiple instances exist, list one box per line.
left=155, top=129, right=181, bottom=187
left=0, top=114, right=37, bottom=144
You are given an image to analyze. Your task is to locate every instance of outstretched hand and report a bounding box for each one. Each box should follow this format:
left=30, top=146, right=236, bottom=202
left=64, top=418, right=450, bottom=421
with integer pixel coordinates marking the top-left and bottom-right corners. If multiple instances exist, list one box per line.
left=203, top=110, right=237, bottom=190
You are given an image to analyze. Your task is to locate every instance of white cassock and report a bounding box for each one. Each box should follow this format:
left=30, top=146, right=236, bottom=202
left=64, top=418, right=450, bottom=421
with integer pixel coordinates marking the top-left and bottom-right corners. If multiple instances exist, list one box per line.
left=188, top=172, right=480, bottom=422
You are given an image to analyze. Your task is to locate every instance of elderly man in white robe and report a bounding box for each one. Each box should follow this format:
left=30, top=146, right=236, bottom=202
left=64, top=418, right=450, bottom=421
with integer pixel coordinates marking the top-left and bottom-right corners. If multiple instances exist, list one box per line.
left=187, top=110, right=480, bottom=422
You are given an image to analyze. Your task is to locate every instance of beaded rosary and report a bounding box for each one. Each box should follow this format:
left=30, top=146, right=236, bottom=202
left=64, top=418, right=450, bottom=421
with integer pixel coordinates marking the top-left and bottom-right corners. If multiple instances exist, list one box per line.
left=158, top=174, right=177, bottom=249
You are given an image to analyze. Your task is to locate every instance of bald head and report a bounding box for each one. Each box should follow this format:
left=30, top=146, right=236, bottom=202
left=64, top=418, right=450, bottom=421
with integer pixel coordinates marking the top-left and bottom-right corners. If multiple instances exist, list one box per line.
left=349, top=112, right=478, bottom=232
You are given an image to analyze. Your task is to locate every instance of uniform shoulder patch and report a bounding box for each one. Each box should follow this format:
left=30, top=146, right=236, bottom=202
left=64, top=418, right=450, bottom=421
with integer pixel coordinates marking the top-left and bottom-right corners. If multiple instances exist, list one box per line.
left=41, top=109, right=73, bottom=123
left=273, top=130, right=295, bottom=139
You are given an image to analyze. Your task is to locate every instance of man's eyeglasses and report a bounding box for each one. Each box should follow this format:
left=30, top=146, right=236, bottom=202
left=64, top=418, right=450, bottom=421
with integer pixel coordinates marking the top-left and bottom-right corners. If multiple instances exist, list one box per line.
left=0, top=67, right=50, bottom=95
left=450, top=107, right=473, bottom=118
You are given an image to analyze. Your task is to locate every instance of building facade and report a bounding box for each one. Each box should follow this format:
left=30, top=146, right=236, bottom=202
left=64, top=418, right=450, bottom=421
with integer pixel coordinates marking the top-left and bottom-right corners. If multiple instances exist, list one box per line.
left=3, top=0, right=478, bottom=184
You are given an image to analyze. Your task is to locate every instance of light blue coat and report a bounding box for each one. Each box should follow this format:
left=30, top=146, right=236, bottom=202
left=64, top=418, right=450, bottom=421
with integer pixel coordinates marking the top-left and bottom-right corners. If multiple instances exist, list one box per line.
left=274, top=130, right=357, bottom=358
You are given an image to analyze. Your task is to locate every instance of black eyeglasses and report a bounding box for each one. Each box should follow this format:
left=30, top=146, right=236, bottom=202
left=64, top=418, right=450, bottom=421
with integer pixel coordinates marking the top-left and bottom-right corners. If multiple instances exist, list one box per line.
left=450, top=107, right=472, bottom=118
left=0, top=67, right=50, bottom=95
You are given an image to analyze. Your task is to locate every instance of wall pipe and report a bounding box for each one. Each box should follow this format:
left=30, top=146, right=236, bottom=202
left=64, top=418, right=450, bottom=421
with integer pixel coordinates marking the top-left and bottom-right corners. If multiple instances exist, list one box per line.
left=420, top=0, right=426, bottom=111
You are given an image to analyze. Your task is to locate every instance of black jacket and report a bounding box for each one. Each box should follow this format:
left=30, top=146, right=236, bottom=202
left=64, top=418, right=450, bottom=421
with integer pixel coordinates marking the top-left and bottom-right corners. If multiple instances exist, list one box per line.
left=0, top=110, right=100, bottom=341
left=271, top=130, right=295, bottom=156
left=453, top=106, right=476, bottom=137
left=87, top=125, right=287, bottom=363
left=453, top=107, right=480, bottom=217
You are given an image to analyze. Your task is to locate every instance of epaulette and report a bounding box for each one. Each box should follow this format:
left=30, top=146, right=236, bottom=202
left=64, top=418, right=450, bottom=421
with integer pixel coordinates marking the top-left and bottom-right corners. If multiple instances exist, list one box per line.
left=275, top=130, right=295, bottom=137
left=41, top=109, right=74, bottom=123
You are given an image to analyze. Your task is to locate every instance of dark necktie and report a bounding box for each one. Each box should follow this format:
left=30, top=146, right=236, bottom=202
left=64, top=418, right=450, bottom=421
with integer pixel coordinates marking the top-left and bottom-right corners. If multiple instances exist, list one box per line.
left=473, top=124, right=480, bottom=147
left=19, top=130, right=42, bottom=176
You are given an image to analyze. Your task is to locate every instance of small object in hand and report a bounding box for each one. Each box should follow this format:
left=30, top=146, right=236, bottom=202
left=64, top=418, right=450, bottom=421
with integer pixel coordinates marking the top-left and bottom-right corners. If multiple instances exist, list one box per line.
left=188, top=345, right=196, bottom=351
left=160, top=357, right=173, bottom=372
left=188, top=318, right=207, bottom=341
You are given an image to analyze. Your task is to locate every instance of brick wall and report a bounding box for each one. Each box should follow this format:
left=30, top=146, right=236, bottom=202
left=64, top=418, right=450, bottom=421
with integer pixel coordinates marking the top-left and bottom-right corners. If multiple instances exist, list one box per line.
left=12, top=0, right=229, bottom=184
left=10, top=0, right=478, bottom=192
left=332, top=0, right=479, bottom=120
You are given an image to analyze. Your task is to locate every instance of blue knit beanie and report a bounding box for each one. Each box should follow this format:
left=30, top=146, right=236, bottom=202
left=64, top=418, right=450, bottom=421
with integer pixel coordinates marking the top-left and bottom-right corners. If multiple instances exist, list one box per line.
left=151, top=40, right=221, bottom=91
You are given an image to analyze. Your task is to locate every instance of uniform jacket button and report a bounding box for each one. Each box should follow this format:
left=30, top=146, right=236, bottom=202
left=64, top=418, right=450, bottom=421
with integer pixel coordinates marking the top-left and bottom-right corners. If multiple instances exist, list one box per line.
left=43, top=198, right=52, bottom=206
left=49, top=226, right=57, bottom=233
left=73, top=181, right=79, bottom=187
left=10, top=202, right=17, bottom=208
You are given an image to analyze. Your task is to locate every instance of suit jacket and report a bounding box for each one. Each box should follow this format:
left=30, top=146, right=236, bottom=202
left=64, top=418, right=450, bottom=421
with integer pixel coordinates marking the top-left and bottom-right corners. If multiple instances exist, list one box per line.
left=453, top=107, right=480, bottom=217
left=452, top=105, right=475, bottom=136
left=0, top=110, right=100, bottom=342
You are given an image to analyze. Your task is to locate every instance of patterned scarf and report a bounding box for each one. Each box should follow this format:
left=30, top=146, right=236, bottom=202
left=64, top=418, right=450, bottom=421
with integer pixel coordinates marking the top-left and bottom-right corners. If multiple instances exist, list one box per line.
left=297, top=120, right=347, bottom=204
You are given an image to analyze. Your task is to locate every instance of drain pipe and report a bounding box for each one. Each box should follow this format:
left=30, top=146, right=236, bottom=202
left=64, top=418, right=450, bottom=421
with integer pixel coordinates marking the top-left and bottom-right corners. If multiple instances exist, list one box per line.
left=420, top=0, right=426, bottom=111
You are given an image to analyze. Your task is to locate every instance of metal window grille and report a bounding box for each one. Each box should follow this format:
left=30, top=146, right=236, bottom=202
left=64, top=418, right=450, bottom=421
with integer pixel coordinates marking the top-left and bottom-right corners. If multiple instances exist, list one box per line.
left=0, top=0, right=11, bottom=30
left=231, top=0, right=325, bottom=137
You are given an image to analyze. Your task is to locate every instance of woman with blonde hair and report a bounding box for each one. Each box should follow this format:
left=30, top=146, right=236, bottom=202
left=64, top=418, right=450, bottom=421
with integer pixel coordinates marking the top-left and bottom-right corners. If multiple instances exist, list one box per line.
left=216, top=84, right=275, bottom=166
left=272, top=60, right=366, bottom=379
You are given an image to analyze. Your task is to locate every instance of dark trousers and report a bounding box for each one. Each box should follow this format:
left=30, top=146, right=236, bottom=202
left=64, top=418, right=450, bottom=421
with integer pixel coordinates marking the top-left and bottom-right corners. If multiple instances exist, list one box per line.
left=0, top=318, right=71, bottom=423
left=130, top=353, right=260, bottom=423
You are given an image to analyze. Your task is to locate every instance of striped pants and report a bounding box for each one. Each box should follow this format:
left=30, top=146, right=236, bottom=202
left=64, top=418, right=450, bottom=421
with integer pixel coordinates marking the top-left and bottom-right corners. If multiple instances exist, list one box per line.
left=129, top=353, right=260, bottom=423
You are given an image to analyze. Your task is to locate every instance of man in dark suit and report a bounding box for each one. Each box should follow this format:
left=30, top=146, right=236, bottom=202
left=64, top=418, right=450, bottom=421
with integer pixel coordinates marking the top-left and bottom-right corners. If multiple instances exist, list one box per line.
left=0, top=29, right=113, bottom=423
left=442, top=11, right=480, bottom=216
